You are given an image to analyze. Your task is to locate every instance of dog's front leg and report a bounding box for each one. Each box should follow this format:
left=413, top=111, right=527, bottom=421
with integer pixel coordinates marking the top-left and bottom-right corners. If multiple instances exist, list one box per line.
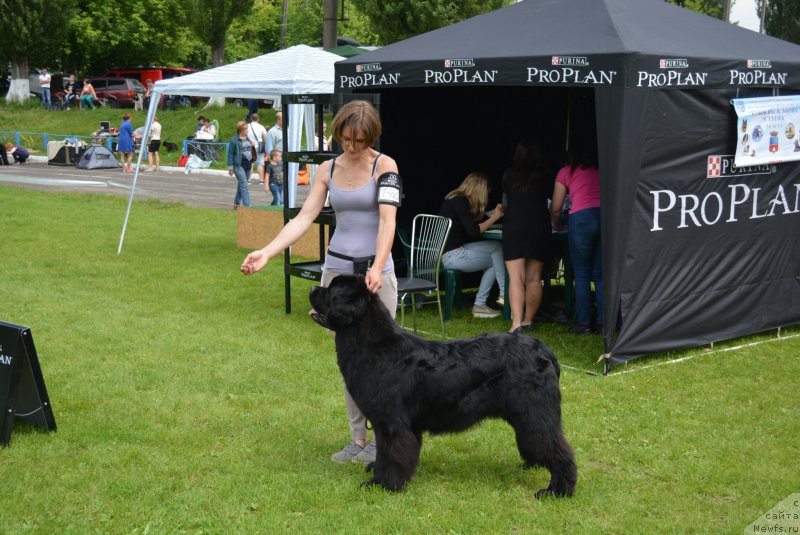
left=361, top=427, right=421, bottom=491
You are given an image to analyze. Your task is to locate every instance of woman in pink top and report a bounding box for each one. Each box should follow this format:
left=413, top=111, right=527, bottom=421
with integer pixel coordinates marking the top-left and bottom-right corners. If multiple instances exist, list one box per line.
left=550, top=145, right=602, bottom=335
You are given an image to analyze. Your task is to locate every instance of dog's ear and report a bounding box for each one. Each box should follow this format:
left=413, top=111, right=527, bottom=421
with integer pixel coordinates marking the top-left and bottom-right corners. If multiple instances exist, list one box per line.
left=325, top=276, right=371, bottom=330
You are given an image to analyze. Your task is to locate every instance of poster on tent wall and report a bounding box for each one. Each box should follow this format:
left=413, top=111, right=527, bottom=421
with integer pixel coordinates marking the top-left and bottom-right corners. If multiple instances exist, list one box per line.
left=608, top=90, right=800, bottom=363
left=732, top=95, right=800, bottom=167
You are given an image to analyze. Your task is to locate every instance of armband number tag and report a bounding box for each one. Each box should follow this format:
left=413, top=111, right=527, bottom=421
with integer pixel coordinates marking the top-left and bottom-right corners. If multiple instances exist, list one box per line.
left=377, top=172, right=402, bottom=207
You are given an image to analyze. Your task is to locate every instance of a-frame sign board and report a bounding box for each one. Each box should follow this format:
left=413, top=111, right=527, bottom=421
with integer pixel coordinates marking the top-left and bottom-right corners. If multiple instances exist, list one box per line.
left=0, top=321, right=56, bottom=447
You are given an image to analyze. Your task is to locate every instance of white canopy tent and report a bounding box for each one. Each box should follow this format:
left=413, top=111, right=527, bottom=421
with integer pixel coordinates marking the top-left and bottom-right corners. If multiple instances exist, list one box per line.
left=118, top=44, right=342, bottom=253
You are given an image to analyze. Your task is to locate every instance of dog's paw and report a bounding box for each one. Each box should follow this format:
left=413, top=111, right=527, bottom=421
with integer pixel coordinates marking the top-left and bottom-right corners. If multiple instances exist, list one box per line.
left=365, top=461, right=376, bottom=473
left=359, top=479, right=378, bottom=490
left=535, top=486, right=573, bottom=499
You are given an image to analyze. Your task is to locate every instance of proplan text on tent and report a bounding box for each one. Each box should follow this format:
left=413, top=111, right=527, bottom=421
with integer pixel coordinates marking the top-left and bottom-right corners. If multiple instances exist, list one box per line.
left=649, top=182, right=800, bottom=231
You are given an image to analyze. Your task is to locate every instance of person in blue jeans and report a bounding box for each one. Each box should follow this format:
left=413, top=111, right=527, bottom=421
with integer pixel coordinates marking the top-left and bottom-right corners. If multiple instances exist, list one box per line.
left=266, top=149, right=284, bottom=205
left=550, top=146, right=602, bottom=334
left=227, top=121, right=253, bottom=208
left=439, top=172, right=506, bottom=318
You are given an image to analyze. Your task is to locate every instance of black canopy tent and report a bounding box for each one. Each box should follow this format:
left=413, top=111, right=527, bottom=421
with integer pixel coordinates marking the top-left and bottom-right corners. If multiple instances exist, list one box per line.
left=334, top=0, right=800, bottom=368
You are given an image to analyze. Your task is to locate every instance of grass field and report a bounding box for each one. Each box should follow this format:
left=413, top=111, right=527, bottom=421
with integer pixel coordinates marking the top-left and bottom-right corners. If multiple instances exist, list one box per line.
left=1, top=186, right=798, bottom=533
left=0, top=100, right=283, bottom=169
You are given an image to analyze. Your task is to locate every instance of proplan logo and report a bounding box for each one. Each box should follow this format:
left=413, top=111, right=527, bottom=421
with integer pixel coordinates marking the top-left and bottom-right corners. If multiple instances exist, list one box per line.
left=444, top=58, right=475, bottom=68
left=747, top=59, right=772, bottom=69
left=660, top=58, right=689, bottom=69
left=551, top=56, right=589, bottom=66
left=355, top=63, right=382, bottom=73
left=706, top=155, right=774, bottom=178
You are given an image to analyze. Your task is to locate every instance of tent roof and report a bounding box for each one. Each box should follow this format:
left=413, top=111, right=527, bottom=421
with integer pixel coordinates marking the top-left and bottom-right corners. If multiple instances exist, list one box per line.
left=336, top=0, right=800, bottom=90
left=155, top=44, right=342, bottom=99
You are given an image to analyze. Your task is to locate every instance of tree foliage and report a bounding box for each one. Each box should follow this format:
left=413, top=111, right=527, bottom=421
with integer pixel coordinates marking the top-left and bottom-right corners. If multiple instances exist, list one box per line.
left=61, top=0, right=200, bottom=76
left=185, top=0, right=256, bottom=66
left=666, top=0, right=723, bottom=19
left=0, top=0, right=75, bottom=101
left=348, top=0, right=514, bottom=45
left=758, top=0, right=800, bottom=44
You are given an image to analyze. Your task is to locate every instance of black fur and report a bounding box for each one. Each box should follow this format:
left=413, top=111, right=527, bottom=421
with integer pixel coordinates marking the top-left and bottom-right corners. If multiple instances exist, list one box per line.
left=309, top=275, right=577, bottom=497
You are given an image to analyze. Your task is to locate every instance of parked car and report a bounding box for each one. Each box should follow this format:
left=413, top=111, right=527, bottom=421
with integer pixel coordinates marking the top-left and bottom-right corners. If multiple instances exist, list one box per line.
left=105, top=67, right=199, bottom=107
left=85, top=77, right=146, bottom=108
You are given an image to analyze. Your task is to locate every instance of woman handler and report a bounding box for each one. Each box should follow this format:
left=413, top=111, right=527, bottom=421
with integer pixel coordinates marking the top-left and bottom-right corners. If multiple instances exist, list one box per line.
left=240, top=100, right=402, bottom=465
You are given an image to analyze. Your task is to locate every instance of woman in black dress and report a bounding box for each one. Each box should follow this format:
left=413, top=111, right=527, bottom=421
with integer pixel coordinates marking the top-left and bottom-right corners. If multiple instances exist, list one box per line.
left=502, top=139, right=552, bottom=333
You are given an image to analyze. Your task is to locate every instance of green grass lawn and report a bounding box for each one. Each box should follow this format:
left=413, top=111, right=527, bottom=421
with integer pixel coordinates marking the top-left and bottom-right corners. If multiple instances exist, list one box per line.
left=0, top=100, right=283, bottom=168
left=1, top=187, right=798, bottom=533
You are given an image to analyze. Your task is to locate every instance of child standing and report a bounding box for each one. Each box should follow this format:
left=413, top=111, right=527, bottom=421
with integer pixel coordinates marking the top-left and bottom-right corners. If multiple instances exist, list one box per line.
left=267, top=149, right=284, bottom=206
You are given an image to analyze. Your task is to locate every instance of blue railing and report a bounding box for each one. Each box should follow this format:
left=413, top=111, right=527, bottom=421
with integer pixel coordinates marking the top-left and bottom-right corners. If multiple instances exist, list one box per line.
left=0, top=130, right=116, bottom=152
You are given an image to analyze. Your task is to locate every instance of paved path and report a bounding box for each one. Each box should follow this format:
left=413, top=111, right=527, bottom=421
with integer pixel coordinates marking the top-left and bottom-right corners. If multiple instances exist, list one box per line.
left=0, top=157, right=310, bottom=210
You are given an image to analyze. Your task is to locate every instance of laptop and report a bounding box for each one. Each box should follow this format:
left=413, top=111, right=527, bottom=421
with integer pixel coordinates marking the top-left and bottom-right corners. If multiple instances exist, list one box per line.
left=99, top=121, right=110, bottom=132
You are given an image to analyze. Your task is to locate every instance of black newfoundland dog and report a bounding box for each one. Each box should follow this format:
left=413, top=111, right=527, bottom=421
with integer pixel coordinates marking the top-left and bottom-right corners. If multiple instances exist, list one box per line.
left=309, top=275, right=577, bottom=497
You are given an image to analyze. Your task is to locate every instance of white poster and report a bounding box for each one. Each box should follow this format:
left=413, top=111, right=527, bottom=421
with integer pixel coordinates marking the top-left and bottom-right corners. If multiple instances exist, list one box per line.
left=732, top=95, right=800, bottom=167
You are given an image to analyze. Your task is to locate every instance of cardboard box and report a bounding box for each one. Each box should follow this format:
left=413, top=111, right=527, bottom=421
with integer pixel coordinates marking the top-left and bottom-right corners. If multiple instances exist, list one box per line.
left=236, top=206, right=322, bottom=259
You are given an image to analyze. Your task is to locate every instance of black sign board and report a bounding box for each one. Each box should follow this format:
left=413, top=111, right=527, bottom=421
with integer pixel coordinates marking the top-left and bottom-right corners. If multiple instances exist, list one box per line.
left=0, top=321, right=56, bottom=447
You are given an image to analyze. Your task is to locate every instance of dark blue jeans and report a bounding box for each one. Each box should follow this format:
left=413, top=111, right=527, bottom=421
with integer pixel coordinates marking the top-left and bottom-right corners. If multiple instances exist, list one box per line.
left=269, top=182, right=283, bottom=205
left=568, top=207, right=602, bottom=327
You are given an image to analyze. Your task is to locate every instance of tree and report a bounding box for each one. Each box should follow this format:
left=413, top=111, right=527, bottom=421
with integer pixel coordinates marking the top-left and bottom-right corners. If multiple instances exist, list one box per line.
left=60, top=0, right=201, bottom=76
left=0, top=0, right=75, bottom=102
left=758, top=0, right=800, bottom=44
left=666, top=0, right=724, bottom=19
left=348, top=0, right=514, bottom=45
left=185, top=0, right=256, bottom=67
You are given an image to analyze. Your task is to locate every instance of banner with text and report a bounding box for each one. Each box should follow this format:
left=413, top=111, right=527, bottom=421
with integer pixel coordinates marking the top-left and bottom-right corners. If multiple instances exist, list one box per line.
left=732, top=95, right=800, bottom=167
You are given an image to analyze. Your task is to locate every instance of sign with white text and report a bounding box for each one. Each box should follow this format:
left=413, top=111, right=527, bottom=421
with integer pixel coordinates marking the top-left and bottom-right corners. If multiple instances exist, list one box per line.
left=0, top=321, right=56, bottom=447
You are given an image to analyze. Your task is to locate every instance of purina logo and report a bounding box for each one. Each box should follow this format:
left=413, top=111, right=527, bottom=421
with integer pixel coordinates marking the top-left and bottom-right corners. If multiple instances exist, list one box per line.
left=355, top=63, right=381, bottom=73
left=444, top=58, right=475, bottom=68
left=747, top=59, right=772, bottom=69
left=660, top=59, right=689, bottom=69
left=551, top=56, right=589, bottom=66
left=706, top=155, right=773, bottom=178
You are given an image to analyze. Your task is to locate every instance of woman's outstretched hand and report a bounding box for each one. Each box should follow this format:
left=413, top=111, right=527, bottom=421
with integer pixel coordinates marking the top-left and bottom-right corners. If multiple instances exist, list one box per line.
left=241, top=251, right=269, bottom=275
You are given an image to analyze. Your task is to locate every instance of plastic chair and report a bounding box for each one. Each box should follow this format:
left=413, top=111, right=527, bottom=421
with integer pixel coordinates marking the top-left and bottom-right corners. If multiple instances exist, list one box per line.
left=395, top=214, right=452, bottom=339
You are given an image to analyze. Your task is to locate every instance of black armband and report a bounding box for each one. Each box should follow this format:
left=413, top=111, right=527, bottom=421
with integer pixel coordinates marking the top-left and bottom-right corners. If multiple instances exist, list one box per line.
left=376, top=172, right=402, bottom=207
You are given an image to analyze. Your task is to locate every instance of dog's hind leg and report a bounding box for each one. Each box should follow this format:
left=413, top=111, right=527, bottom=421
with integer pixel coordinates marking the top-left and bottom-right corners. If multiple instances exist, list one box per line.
left=512, top=417, right=577, bottom=498
left=361, top=427, right=422, bottom=491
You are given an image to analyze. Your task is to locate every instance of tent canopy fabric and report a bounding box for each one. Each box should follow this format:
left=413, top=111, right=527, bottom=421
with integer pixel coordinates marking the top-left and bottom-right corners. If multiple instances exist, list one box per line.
left=119, top=45, right=342, bottom=254
left=152, top=44, right=341, bottom=99
left=334, top=0, right=800, bottom=367
left=336, top=0, right=800, bottom=90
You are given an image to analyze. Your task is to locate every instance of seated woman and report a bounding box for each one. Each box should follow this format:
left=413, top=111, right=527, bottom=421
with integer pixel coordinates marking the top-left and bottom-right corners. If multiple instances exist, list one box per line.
left=438, top=172, right=505, bottom=318
left=194, top=117, right=216, bottom=141
left=79, top=79, right=97, bottom=110
left=64, top=74, right=79, bottom=110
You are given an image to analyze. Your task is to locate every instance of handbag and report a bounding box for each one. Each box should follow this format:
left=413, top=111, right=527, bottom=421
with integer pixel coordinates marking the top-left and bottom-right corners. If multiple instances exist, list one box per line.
left=250, top=123, right=266, bottom=155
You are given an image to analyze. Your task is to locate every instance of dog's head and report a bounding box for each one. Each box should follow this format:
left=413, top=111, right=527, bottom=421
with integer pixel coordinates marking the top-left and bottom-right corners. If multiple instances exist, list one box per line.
left=309, top=275, right=372, bottom=331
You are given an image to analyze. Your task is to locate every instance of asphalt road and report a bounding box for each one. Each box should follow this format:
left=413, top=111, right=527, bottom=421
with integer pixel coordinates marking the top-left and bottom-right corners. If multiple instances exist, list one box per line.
left=0, top=156, right=310, bottom=210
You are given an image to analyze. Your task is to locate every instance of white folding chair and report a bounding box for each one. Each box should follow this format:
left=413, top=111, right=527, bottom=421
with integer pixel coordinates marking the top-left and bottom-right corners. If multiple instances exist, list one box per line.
left=395, top=214, right=452, bottom=339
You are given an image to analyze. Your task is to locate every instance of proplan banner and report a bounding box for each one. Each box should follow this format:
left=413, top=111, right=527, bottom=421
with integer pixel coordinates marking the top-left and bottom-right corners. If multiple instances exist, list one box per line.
left=732, top=95, right=800, bottom=167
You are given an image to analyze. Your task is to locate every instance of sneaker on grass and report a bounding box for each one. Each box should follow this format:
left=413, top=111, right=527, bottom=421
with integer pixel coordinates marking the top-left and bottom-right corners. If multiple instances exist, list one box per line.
left=352, top=441, right=376, bottom=464
left=331, top=440, right=364, bottom=463
left=472, top=304, right=501, bottom=318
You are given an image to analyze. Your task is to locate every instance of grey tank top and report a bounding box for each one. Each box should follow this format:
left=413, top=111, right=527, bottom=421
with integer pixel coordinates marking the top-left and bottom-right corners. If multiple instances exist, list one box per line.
left=324, top=155, right=394, bottom=275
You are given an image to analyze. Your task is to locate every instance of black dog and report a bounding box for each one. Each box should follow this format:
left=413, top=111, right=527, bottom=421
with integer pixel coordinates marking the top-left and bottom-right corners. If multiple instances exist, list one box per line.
left=309, top=275, right=577, bottom=497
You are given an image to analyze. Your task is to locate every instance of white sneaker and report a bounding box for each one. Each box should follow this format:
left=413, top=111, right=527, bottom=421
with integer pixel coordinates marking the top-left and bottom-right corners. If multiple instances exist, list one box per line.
left=472, top=304, right=501, bottom=318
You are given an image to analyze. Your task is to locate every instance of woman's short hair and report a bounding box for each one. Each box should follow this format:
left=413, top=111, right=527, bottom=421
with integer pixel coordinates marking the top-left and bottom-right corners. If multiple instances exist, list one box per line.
left=122, top=113, right=131, bottom=121
left=445, top=172, right=490, bottom=220
left=331, top=100, right=381, bottom=147
left=236, top=120, right=248, bottom=134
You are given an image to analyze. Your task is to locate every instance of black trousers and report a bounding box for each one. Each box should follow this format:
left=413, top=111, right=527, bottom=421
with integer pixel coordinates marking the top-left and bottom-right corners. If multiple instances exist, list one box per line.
left=0, top=145, right=9, bottom=165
